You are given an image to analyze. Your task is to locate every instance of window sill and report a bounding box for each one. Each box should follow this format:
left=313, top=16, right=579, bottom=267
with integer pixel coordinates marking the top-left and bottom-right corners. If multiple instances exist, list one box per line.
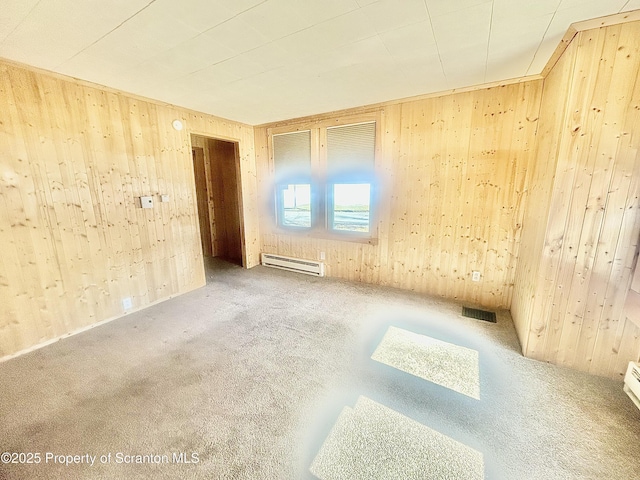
left=269, top=226, right=378, bottom=246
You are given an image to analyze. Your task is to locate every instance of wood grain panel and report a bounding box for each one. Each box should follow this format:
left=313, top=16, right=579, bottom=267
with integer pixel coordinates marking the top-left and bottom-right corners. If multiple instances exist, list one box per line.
left=0, top=59, right=259, bottom=360
left=191, top=135, right=216, bottom=256
left=511, top=34, right=578, bottom=355
left=511, top=20, right=640, bottom=378
left=192, top=147, right=213, bottom=257
left=255, top=81, right=544, bottom=309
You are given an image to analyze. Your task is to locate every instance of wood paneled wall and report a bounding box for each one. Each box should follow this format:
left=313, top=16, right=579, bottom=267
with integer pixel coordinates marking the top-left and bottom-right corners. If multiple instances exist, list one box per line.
left=512, top=21, right=640, bottom=378
left=4, top=17, right=638, bottom=380
left=255, top=80, right=543, bottom=309
left=510, top=34, right=579, bottom=354
left=0, top=60, right=259, bottom=359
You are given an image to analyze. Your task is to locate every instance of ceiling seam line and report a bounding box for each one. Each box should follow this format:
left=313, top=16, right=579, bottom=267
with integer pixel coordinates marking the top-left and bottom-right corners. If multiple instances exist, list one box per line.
left=186, top=4, right=359, bottom=76
left=191, top=0, right=271, bottom=40
left=186, top=4, right=393, bottom=77
left=484, top=0, right=495, bottom=83
left=187, top=28, right=386, bottom=81
left=377, top=33, right=411, bottom=90
left=56, top=0, right=160, bottom=68
left=525, top=1, right=562, bottom=75
left=0, top=0, right=44, bottom=47
left=119, top=0, right=272, bottom=79
left=422, top=0, right=446, bottom=81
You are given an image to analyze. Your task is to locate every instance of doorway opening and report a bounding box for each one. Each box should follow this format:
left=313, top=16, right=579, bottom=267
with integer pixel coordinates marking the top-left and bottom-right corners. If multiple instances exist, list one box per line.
left=191, top=134, right=244, bottom=267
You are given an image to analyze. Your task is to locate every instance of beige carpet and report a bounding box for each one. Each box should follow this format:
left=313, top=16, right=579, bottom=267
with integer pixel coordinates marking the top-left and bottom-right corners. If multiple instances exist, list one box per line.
left=371, top=326, right=480, bottom=399
left=310, top=396, right=483, bottom=480
left=0, top=258, right=639, bottom=479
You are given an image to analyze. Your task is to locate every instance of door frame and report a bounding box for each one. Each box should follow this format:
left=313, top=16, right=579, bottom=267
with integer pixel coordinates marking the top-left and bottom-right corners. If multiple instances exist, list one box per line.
left=189, top=133, right=247, bottom=268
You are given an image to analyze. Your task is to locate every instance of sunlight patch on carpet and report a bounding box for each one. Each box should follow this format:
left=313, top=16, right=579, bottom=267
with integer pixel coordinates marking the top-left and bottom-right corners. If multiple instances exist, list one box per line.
left=309, top=396, right=484, bottom=480
left=371, top=326, right=480, bottom=399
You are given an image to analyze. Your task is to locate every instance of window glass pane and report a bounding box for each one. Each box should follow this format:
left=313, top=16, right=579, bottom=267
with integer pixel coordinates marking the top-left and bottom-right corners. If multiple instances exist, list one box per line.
left=332, top=184, right=370, bottom=233
left=282, top=184, right=311, bottom=228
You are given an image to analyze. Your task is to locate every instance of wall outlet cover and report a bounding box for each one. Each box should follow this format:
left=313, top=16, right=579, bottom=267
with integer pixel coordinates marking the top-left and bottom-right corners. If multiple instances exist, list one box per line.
left=122, top=297, right=133, bottom=310
left=471, top=271, right=481, bottom=282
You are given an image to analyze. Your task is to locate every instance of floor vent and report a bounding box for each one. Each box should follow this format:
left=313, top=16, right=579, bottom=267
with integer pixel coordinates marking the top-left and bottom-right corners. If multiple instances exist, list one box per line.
left=261, top=253, right=325, bottom=277
left=462, top=307, right=496, bottom=323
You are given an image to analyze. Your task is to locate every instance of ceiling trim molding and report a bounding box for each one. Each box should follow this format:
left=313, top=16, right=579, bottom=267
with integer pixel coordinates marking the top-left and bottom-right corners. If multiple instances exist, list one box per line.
left=0, top=56, right=255, bottom=128
left=541, top=9, right=640, bottom=77
left=256, top=74, right=544, bottom=129
left=572, top=8, right=640, bottom=31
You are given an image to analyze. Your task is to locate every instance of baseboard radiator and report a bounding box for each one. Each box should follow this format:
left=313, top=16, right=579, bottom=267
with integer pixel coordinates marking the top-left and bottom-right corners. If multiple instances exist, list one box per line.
left=261, top=253, right=325, bottom=277
left=624, top=362, right=640, bottom=411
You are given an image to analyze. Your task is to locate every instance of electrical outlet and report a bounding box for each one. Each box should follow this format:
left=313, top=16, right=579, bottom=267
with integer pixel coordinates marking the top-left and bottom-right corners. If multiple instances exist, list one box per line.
left=160, top=194, right=170, bottom=202
left=320, top=251, right=326, bottom=260
left=471, top=271, right=481, bottom=282
left=140, top=196, right=153, bottom=209
left=122, top=297, right=133, bottom=310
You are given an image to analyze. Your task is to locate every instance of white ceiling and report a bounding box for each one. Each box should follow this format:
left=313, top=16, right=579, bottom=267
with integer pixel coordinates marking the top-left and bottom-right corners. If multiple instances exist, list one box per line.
left=1, top=0, right=639, bottom=125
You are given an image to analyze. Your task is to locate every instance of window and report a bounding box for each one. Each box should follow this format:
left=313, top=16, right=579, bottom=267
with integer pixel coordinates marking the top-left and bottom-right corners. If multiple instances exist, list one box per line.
left=271, top=120, right=377, bottom=240
left=272, top=130, right=312, bottom=229
left=326, top=122, right=375, bottom=234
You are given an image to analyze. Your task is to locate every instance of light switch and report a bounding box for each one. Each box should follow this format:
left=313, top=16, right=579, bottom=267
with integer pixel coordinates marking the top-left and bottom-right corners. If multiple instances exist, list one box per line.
left=140, top=196, right=153, bottom=209
left=160, top=194, right=170, bottom=202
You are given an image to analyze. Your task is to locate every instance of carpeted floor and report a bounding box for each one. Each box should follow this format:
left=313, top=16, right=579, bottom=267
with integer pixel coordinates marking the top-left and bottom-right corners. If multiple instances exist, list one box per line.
left=1, top=258, right=639, bottom=479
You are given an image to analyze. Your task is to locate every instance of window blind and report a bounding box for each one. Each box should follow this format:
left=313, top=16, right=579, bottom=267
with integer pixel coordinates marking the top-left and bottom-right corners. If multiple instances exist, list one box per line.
left=273, top=130, right=311, bottom=180
left=327, top=122, right=375, bottom=177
